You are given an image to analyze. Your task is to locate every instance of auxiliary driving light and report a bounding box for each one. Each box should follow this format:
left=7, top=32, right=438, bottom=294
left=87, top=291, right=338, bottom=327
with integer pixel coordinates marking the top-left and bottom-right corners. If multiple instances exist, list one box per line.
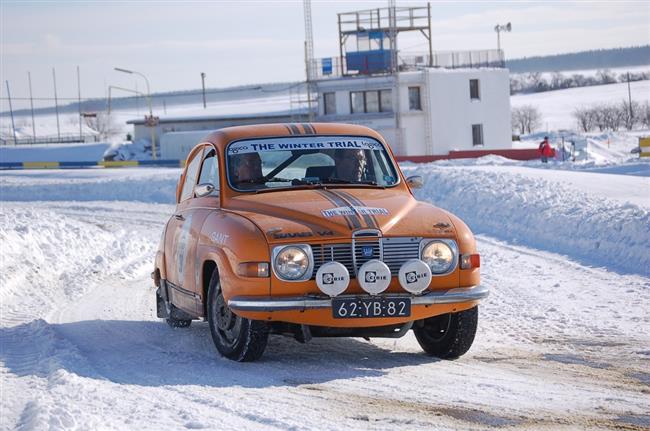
left=357, top=259, right=392, bottom=295
left=315, top=261, right=350, bottom=297
left=398, top=259, right=432, bottom=294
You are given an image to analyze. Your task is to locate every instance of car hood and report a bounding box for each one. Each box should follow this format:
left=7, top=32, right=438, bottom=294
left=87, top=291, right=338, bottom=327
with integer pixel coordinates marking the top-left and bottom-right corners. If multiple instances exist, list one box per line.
left=225, top=187, right=456, bottom=242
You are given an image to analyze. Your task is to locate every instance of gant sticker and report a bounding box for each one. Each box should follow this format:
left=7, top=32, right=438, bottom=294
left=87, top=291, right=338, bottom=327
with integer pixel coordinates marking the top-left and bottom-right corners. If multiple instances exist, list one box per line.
left=322, top=206, right=389, bottom=217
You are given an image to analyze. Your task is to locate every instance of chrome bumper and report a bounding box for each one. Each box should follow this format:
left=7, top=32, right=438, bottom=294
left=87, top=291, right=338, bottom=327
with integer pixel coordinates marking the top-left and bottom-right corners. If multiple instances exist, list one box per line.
left=228, top=285, right=489, bottom=312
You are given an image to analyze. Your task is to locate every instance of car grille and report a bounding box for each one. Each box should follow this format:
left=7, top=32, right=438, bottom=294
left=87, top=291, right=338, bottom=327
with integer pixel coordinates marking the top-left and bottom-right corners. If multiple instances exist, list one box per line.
left=310, top=236, right=421, bottom=278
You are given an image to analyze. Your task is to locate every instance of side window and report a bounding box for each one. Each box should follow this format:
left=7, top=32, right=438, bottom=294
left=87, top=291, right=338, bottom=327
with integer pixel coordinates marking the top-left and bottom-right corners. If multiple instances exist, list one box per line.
left=180, top=147, right=204, bottom=201
left=324, top=92, right=336, bottom=115
left=472, top=124, right=484, bottom=146
left=198, top=149, right=220, bottom=191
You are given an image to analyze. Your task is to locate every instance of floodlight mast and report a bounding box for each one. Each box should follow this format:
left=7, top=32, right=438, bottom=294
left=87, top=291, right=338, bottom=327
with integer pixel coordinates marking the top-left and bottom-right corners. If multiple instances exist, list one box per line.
left=114, top=67, right=156, bottom=159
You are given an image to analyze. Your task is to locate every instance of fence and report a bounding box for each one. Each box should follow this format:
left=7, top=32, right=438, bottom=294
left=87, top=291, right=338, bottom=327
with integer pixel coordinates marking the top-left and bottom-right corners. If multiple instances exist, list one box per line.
left=0, top=133, right=100, bottom=146
left=308, top=49, right=505, bottom=80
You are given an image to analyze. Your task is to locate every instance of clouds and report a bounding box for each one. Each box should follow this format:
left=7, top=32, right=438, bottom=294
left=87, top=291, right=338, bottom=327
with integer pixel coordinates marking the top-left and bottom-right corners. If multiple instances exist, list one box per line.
left=1, top=0, right=648, bottom=112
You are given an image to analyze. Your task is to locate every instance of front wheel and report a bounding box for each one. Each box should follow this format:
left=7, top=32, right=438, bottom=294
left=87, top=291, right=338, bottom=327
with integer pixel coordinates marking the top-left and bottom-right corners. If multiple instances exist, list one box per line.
left=206, top=271, right=269, bottom=362
left=413, top=306, right=478, bottom=359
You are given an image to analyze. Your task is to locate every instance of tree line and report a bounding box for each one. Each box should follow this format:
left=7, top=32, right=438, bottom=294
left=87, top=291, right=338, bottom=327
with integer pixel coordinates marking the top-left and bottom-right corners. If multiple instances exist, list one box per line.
left=573, top=101, right=650, bottom=132
left=510, top=70, right=649, bottom=95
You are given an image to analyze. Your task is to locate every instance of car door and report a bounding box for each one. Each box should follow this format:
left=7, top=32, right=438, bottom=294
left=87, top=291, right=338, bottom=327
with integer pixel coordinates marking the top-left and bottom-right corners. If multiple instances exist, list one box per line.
left=179, top=145, right=221, bottom=313
left=164, top=145, right=205, bottom=314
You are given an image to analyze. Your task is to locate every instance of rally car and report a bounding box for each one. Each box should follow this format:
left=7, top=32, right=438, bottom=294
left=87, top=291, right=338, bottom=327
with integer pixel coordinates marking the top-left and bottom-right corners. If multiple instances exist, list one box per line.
left=153, top=123, right=487, bottom=361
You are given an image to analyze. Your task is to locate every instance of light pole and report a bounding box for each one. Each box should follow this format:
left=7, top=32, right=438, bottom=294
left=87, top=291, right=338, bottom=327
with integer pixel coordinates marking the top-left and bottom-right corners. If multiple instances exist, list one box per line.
left=494, top=22, right=512, bottom=52
left=114, top=67, right=157, bottom=159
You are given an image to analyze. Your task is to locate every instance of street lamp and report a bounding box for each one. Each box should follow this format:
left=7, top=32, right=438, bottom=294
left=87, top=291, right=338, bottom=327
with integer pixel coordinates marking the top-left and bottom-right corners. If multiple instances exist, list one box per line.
left=114, top=67, right=157, bottom=159
left=494, top=22, right=512, bottom=52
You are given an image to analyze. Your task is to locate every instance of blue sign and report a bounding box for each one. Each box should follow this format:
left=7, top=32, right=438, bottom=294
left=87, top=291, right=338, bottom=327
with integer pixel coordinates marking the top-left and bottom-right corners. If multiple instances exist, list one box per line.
left=362, top=246, right=373, bottom=258
left=322, top=58, right=333, bottom=75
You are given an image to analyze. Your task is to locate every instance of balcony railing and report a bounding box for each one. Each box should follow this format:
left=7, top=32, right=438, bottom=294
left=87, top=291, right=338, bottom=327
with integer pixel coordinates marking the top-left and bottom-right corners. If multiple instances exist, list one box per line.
left=308, top=49, right=505, bottom=80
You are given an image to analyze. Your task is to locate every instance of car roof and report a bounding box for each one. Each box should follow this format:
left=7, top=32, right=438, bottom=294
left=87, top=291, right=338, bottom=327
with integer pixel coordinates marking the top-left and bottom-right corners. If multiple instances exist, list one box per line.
left=201, top=122, right=388, bottom=152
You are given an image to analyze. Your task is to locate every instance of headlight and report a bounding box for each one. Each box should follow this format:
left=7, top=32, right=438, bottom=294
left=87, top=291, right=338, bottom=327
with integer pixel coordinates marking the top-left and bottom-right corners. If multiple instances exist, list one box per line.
left=273, top=245, right=311, bottom=281
left=421, top=240, right=457, bottom=274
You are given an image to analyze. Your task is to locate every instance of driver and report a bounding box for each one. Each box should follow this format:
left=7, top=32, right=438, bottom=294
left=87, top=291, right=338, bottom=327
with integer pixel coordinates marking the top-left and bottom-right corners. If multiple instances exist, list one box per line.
left=230, top=152, right=263, bottom=188
left=331, top=149, right=367, bottom=182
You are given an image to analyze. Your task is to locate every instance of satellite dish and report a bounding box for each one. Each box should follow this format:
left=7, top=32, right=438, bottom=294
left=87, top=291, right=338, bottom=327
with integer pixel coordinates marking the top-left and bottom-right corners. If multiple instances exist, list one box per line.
left=506, top=22, right=512, bottom=32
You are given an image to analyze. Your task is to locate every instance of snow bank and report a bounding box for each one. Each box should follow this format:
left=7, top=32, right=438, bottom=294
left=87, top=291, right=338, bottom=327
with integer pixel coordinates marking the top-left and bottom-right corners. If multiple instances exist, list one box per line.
left=0, top=142, right=111, bottom=163
left=0, top=168, right=179, bottom=203
left=403, top=164, right=649, bottom=276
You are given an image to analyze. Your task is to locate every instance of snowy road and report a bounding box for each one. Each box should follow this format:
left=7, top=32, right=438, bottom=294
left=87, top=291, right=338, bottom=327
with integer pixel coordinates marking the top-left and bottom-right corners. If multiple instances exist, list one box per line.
left=1, top=167, right=649, bottom=430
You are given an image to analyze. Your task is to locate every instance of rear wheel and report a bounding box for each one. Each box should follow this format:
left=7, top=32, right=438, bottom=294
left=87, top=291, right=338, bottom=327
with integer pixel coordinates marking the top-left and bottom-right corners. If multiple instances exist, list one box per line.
left=413, top=306, right=478, bottom=359
left=206, top=271, right=269, bottom=362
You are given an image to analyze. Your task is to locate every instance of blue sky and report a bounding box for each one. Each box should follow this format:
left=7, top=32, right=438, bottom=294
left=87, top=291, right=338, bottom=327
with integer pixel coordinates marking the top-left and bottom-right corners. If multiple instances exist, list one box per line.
left=1, top=0, right=649, bottom=111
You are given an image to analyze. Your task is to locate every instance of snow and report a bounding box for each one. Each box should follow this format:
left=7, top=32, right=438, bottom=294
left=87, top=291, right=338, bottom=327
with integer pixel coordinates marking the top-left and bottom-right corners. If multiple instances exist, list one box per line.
left=1, top=158, right=649, bottom=430
left=511, top=79, right=650, bottom=131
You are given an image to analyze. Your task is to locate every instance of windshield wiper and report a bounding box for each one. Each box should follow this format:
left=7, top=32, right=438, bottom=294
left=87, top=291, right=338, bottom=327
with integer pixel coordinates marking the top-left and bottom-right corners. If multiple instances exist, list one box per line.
left=323, top=177, right=379, bottom=186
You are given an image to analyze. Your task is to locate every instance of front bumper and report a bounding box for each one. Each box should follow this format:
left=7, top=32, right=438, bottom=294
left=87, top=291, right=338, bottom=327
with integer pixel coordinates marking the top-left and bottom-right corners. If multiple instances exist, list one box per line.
left=228, top=285, right=489, bottom=312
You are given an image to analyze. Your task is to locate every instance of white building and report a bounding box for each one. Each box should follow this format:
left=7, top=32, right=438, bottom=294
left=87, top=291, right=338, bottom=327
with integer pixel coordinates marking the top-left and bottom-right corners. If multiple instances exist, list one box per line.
left=314, top=67, right=512, bottom=156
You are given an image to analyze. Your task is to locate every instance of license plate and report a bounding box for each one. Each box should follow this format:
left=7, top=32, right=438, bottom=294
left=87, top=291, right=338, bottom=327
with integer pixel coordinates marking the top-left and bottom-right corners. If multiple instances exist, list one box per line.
left=332, top=297, right=411, bottom=318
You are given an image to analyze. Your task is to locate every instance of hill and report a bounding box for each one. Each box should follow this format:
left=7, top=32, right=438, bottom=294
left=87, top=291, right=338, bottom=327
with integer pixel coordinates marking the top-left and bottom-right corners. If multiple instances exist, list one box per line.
left=506, top=46, right=650, bottom=73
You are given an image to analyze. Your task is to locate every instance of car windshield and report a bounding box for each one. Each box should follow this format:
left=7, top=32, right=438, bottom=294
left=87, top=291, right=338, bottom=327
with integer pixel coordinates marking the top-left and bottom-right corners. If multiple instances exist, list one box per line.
left=226, top=135, right=400, bottom=192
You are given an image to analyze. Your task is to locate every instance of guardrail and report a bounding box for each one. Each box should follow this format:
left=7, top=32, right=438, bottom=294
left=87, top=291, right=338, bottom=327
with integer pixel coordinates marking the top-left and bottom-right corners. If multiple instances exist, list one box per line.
left=0, top=159, right=185, bottom=170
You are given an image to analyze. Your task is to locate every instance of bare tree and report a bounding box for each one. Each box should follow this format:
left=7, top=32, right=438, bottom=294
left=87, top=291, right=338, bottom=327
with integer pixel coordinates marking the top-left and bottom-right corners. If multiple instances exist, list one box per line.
left=512, top=105, right=542, bottom=134
left=640, top=101, right=650, bottom=129
left=84, top=113, right=120, bottom=140
left=596, top=69, right=617, bottom=84
left=620, top=99, right=640, bottom=130
left=573, top=107, right=595, bottom=132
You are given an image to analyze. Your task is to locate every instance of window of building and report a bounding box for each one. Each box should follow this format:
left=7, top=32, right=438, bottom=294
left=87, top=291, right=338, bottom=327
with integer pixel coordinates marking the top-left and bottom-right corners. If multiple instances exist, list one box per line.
left=350, top=91, right=365, bottom=114
left=349, top=89, right=393, bottom=114
left=408, top=87, right=421, bottom=110
left=198, top=149, right=219, bottom=191
left=470, top=79, right=480, bottom=100
left=180, top=147, right=204, bottom=201
left=365, top=91, right=380, bottom=113
left=324, top=92, right=336, bottom=115
left=472, top=124, right=484, bottom=146
left=380, top=89, right=392, bottom=112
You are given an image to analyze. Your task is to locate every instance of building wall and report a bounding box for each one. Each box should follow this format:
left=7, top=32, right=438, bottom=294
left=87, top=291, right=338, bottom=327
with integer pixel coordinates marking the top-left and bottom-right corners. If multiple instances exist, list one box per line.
left=315, top=68, right=512, bottom=156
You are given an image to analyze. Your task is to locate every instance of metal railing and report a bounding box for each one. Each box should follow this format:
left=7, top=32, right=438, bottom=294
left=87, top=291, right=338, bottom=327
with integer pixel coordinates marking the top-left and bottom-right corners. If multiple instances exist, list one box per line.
left=0, top=133, right=100, bottom=146
left=308, top=49, right=505, bottom=80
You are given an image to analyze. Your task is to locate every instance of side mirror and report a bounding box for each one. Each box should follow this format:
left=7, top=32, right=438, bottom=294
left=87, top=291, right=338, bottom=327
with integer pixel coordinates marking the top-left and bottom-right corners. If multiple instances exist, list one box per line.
left=194, top=183, right=216, bottom=198
left=406, top=175, right=423, bottom=189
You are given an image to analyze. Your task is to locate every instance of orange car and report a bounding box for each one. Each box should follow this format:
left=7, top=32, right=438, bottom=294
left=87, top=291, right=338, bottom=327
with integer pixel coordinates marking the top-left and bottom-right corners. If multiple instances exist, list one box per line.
left=153, top=123, right=487, bottom=361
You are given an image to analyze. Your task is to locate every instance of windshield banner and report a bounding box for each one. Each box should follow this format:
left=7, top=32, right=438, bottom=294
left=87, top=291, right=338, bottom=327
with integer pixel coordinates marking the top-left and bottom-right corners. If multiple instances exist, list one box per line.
left=228, top=136, right=383, bottom=155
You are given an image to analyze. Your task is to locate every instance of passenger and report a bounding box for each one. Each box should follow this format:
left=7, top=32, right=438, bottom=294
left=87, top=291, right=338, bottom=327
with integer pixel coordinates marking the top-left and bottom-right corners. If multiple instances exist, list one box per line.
left=230, top=152, right=263, bottom=188
left=331, top=149, right=367, bottom=182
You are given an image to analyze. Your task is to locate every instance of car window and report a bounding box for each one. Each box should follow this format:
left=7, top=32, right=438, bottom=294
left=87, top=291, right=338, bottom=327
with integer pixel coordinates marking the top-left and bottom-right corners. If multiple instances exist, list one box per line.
left=226, top=135, right=399, bottom=192
left=198, top=148, right=220, bottom=191
left=180, top=147, right=204, bottom=201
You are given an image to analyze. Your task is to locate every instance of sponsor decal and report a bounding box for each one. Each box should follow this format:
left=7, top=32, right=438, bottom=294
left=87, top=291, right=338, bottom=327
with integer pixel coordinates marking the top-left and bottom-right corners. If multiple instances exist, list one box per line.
left=322, top=206, right=389, bottom=218
left=227, top=136, right=382, bottom=155
left=175, top=214, right=193, bottom=282
left=405, top=271, right=428, bottom=284
left=364, top=271, right=388, bottom=283
left=322, top=273, right=345, bottom=284
left=273, top=231, right=313, bottom=239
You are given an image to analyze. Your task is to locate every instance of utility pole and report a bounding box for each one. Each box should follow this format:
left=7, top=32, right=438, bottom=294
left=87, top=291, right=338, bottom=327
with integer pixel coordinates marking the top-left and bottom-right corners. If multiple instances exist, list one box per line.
left=627, top=72, right=634, bottom=126
left=52, top=68, right=61, bottom=140
left=77, top=66, right=83, bottom=142
left=28, top=72, right=36, bottom=143
left=303, top=0, right=315, bottom=121
left=5, top=81, right=18, bottom=145
left=201, top=72, right=206, bottom=108
left=389, top=0, right=402, bottom=152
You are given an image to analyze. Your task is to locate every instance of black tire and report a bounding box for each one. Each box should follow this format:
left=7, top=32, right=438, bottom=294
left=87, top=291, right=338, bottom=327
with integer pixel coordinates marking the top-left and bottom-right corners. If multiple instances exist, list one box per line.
left=413, top=306, right=478, bottom=359
left=206, top=271, right=269, bottom=362
left=166, top=305, right=192, bottom=328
